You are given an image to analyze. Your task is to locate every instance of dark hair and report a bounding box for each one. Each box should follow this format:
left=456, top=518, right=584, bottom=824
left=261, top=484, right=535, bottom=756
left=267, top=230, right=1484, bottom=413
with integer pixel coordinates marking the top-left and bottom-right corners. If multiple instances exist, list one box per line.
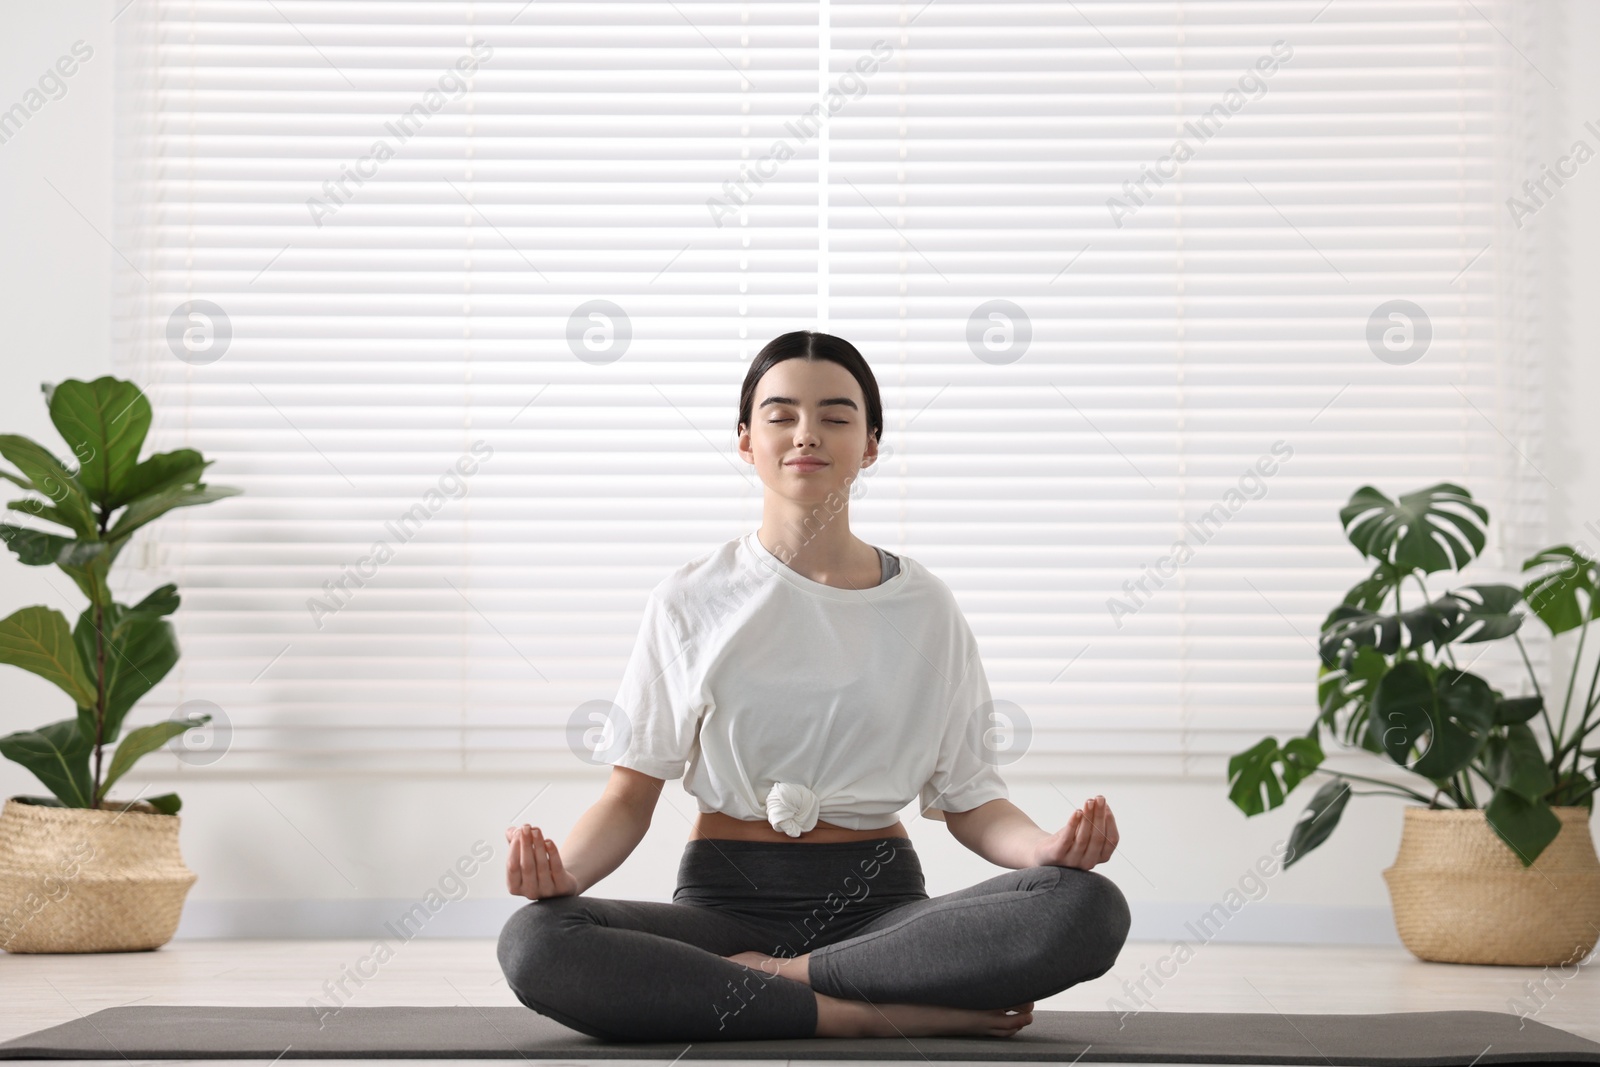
left=737, top=331, right=884, bottom=443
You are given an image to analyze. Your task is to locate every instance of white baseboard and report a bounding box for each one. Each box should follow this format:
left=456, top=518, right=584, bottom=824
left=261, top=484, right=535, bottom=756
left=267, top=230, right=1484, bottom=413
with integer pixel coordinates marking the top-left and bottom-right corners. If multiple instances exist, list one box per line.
left=1127, top=900, right=1400, bottom=946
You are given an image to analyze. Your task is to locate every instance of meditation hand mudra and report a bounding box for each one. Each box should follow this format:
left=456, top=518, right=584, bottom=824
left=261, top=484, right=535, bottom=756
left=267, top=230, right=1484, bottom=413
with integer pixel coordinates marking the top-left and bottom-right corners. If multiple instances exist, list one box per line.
left=496, top=332, right=1131, bottom=1043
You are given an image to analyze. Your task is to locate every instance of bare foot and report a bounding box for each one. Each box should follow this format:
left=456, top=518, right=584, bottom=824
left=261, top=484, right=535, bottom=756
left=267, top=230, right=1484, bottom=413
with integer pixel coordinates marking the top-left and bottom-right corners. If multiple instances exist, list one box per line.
left=816, top=993, right=1035, bottom=1038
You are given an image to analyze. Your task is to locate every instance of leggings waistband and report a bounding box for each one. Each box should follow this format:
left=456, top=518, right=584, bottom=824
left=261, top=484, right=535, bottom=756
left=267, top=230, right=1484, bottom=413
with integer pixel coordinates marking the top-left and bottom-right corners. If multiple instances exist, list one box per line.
left=674, top=835, right=926, bottom=907
left=682, top=835, right=915, bottom=853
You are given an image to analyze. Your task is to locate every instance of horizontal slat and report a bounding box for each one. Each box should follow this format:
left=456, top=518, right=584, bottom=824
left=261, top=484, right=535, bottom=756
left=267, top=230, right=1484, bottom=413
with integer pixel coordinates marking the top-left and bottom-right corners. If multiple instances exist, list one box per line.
left=102, top=0, right=1550, bottom=774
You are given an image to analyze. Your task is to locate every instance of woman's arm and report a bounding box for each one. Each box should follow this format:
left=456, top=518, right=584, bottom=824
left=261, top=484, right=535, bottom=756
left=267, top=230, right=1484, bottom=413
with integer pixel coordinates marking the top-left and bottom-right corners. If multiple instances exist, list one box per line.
left=943, top=795, right=1118, bottom=872
left=942, top=798, right=1051, bottom=869
left=553, top=767, right=662, bottom=894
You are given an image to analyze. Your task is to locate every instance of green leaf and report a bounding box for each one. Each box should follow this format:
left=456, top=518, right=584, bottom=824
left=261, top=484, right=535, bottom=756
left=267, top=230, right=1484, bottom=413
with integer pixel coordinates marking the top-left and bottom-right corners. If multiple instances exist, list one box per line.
left=144, top=792, right=182, bottom=815
left=106, top=484, right=242, bottom=541
left=0, top=719, right=94, bottom=807
left=1432, top=584, right=1526, bottom=644
left=127, top=583, right=180, bottom=619
left=1521, top=545, right=1600, bottom=638
left=0, top=522, right=73, bottom=566
left=1424, top=668, right=1497, bottom=779
left=1318, top=595, right=1468, bottom=668
left=1316, top=645, right=1389, bottom=749
left=1483, top=789, right=1562, bottom=868
left=58, top=540, right=124, bottom=608
left=64, top=588, right=181, bottom=753
left=5, top=496, right=91, bottom=537
left=1481, top=723, right=1554, bottom=801
left=1368, top=662, right=1494, bottom=780
left=1367, top=660, right=1435, bottom=766
left=0, top=434, right=97, bottom=538
left=1317, top=585, right=1522, bottom=672
left=72, top=607, right=180, bottom=746
left=45, top=377, right=151, bottom=510
left=1493, top=694, right=1544, bottom=726
left=1341, top=561, right=1407, bottom=612
left=101, top=716, right=209, bottom=798
left=1338, top=483, right=1488, bottom=575
left=112, top=450, right=208, bottom=511
left=73, top=702, right=98, bottom=752
left=0, top=605, right=97, bottom=707
left=1285, top=777, right=1352, bottom=868
left=1227, top=733, right=1324, bottom=816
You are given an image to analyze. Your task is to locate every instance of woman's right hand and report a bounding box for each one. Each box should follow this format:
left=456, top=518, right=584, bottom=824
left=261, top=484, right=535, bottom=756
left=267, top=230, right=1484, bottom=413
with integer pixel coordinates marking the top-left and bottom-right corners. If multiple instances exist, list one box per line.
left=505, top=824, right=580, bottom=900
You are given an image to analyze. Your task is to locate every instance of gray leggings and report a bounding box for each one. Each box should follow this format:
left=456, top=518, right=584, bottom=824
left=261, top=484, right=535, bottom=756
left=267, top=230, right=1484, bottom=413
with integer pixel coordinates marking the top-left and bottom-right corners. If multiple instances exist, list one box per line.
left=496, top=835, right=1132, bottom=1043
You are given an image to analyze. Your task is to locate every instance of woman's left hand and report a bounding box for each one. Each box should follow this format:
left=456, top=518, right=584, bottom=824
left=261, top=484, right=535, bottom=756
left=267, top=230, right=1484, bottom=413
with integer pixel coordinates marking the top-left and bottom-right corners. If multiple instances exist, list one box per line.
left=1034, top=795, right=1118, bottom=871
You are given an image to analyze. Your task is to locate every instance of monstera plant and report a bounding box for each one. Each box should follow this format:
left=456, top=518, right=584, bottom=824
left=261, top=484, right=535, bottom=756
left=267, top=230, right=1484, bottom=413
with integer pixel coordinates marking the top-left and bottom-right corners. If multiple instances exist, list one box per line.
left=0, top=376, right=240, bottom=812
left=1229, top=482, right=1600, bottom=868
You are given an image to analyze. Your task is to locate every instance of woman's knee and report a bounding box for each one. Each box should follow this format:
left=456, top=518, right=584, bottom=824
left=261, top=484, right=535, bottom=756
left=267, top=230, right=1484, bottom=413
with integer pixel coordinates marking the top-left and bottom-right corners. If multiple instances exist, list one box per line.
left=1042, top=866, right=1132, bottom=978
left=496, top=898, right=639, bottom=1041
left=496, top=897, right=590, bottom=1004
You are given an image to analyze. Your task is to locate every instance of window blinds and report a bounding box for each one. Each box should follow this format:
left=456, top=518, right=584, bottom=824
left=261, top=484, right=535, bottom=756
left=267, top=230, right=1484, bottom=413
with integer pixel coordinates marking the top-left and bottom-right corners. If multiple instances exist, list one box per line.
left=108, top=0, right=1549, bottom=782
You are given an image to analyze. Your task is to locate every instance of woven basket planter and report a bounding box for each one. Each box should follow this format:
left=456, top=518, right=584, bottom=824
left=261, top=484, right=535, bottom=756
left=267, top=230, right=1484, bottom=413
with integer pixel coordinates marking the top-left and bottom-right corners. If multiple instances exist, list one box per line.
left=1382, top=805, right=1600, bottom=966
left=0, top=796, right=198, bottom=954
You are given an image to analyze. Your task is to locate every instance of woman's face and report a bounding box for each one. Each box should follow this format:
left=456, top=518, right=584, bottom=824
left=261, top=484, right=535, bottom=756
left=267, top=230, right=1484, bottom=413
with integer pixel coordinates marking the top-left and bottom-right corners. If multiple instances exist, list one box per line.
left=738, top=357, right=877, bottom=506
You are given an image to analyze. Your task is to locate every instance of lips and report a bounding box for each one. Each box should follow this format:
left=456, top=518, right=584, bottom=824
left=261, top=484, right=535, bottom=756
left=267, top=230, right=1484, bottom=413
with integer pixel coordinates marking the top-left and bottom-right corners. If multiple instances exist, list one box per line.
left=786, top=459, right=828, bottom=471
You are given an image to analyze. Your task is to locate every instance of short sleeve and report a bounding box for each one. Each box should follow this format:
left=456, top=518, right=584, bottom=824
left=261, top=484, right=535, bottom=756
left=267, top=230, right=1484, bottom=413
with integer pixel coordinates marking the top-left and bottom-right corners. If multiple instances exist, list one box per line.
left=600, top=588, right=701, bottom=781
left=918, top=643, right=1011, bottom=819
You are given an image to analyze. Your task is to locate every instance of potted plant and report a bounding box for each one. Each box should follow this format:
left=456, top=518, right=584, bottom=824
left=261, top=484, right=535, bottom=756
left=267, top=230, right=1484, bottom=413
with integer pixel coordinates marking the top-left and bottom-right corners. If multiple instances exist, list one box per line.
left=0, top=375, right=240, bottom=953
left=1227, top=482, right=1600, bottom=966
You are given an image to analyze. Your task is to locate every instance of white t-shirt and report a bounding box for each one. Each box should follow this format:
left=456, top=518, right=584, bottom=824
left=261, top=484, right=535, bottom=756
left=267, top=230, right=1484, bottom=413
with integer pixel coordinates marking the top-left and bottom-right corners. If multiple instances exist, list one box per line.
left=600, top=530, right=1009, bottom=836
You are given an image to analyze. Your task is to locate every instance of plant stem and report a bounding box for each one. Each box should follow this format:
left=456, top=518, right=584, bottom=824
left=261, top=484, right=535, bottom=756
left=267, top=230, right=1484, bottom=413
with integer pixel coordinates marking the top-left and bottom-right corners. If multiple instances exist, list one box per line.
left=1515, top=633, right=1561, bottom=757
left=1565, top=708, right=1597, bottom=783
left=1311, top=769, right=1435, bottom=804
left=1394, top=582, right=1404, bottom=659
left=1347, top=787, right=1429, bottom=801
left=1562, top=778, right=1600, bottom=804
left=1549, top=629, right=1600, bottom=776
left=88, top=504, right=111, bottom=809
left=1466, top=763, right=1500, bottom=806
left=1557, top=622, right=1587, bottom=759
left=1415, top=574, right=1460, bottom=669
left=1568, top=642, right=1600, bottom=780
left=92, top=597, right=106, bottom=808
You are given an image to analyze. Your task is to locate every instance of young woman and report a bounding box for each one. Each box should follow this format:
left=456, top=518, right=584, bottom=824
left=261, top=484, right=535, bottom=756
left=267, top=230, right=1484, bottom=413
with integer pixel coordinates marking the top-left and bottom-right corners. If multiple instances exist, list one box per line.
left=497, top=330, right=1130, bottom=1043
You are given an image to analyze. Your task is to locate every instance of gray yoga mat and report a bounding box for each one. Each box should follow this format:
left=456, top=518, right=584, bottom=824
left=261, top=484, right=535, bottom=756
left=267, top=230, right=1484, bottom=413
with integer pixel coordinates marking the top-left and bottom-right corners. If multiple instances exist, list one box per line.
left=3, top=1005, right=1600, bottom=1064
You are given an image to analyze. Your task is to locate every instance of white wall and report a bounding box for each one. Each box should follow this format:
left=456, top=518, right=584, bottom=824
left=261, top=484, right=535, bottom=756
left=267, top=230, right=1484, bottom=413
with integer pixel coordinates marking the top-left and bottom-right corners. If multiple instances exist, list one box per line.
left=0, top=0, right=1595, bottom=949
left=0, top=7, right=118, bottom=789
left=1543, top=0, right=1600, bottom=556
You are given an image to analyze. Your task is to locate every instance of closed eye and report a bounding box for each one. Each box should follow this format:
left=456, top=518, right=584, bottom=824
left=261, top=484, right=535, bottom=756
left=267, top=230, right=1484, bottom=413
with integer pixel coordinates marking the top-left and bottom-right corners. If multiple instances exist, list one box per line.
left=768, top=418, right=848, bottom=424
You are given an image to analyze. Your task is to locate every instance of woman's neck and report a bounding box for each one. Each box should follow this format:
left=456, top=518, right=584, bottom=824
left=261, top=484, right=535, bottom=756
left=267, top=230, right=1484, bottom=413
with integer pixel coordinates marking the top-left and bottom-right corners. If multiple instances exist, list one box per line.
left=756, top=520, right=880, bottom=590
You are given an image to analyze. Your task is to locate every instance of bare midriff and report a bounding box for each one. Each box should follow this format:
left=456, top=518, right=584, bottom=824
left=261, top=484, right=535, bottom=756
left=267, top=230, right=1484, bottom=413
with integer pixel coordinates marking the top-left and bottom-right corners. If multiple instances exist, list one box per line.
left=689, top=809, right=909, bottom=844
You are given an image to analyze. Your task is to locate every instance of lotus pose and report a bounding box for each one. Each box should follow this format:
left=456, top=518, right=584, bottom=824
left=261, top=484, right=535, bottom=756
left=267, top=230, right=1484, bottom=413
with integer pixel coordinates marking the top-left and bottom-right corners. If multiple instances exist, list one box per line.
left=496, top=331, right=1130, bottom=1042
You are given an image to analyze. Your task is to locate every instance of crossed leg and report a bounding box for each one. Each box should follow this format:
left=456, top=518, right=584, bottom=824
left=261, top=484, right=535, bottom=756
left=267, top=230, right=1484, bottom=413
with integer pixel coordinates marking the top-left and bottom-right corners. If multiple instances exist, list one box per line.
left=726, top=863, right=1131, bottom=1010
left=497, top=893, right=1040, bottom=1042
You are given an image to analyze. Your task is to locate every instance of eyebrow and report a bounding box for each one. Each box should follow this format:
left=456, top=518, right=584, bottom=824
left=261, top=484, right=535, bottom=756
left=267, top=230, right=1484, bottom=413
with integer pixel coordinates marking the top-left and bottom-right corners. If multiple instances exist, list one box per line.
left=758, top=395, right=859, bottom=412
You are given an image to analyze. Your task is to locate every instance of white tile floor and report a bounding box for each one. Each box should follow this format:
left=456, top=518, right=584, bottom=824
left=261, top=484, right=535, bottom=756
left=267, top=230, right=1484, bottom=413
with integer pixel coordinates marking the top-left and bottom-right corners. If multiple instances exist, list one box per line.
left=2, top=938, right=1597, bottom=1066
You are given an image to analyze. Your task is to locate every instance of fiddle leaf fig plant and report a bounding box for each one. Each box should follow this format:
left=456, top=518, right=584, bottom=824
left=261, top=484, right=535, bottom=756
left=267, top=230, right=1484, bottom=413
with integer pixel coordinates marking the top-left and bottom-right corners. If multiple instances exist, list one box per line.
left=1228, top=482, right=1599, bottom=869
left=0, top=376, right=241, bottom=813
